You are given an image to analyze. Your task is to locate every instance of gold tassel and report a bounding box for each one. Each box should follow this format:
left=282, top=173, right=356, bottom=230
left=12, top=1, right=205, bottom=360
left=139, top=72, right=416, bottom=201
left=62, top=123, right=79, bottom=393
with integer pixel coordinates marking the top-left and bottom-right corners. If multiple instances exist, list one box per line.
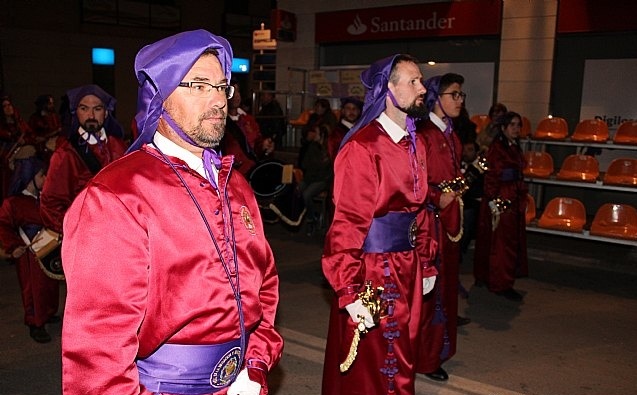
left=339, top=319, right=364, bottom=372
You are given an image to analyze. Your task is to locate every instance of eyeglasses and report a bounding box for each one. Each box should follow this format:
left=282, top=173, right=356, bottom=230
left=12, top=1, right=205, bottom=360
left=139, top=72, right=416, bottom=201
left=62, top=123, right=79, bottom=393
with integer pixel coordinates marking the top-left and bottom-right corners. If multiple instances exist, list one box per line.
left=178, top=81, right=235, bottom=99
left=440, top=91, right=467, bottom=101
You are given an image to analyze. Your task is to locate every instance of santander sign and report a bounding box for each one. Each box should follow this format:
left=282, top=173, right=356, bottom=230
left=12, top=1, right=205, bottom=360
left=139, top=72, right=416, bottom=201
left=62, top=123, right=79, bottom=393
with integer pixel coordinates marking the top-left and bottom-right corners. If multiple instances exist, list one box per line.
left=316, top=1, right=501, bottom=43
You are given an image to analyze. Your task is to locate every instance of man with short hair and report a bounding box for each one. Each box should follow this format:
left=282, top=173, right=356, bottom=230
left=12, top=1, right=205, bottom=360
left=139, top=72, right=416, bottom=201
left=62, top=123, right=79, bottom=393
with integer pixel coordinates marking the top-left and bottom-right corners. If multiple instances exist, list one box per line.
left=327, top=96, right=363, bottom=161
left=415, top=72, right=467, bottom=382
left=322, top=54, right=437, bottom=395
left=61, top=29, right=282, bottom=395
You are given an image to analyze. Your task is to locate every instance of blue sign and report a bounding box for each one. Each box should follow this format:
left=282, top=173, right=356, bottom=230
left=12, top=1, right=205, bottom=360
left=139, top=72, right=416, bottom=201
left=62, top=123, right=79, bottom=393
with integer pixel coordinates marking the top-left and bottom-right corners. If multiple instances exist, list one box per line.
left=92, top=48, right=115, bottom=65
left=232, top=58, right=250, bottom=74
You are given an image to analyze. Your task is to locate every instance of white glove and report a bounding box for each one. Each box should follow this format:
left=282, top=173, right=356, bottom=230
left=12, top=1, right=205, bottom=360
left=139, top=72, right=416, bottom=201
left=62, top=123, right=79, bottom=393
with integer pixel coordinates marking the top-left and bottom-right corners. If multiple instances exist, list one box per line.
left=345, top=299, right=375, bottom=330
left=423, top=276, right=436, bottom=295
left=227, top=369, right=261, bottom=395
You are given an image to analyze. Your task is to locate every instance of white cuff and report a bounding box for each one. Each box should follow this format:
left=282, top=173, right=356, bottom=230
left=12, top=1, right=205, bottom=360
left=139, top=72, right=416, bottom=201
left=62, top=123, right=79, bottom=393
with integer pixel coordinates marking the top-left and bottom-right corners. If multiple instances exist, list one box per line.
left=227, top=369, right=261, bottom=395
left=423, top=276, right=436, bottom=295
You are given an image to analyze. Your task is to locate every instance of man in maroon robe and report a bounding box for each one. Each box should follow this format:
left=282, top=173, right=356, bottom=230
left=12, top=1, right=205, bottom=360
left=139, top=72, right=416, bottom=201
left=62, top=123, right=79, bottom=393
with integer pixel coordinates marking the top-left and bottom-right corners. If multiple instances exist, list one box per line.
left=415, top=73, right=466, bottom=381
left=61, top=30, right=282, bottom=395
left=322, top=54, right=437, bottom=395
left=39, top=84, right=127, bottom=234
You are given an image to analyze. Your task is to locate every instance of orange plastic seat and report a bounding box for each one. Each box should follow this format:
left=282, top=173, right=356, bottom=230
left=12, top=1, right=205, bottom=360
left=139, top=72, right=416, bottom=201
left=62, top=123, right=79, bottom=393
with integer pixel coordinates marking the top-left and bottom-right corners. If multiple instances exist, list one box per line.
left=613, top=121, right=637, bottom=145
left=525, top=194, right=536, bottom=224
left=523, top=151, right=554, bottom=178
left=471, top=114, right=490, bottom=134
left=571, top=119, right=609, bottom=142
left=538, top=197, right=587, bottom=232
left=534, top=117, right=568, bottom=140
left=520, top=116, right=532, bottom=138
left=590, top=203, right=637, bottom=240
left=603, top=158, right=637, bottom=186
left=289, top=110, right=312, bottom=126
left=556, top=154, right=599, bottom=182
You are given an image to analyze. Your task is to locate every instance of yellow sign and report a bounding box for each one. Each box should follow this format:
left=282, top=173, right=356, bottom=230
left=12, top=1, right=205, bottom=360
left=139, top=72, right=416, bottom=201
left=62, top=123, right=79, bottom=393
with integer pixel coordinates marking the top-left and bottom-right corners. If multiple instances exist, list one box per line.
left=253, top=29, right=277, bottom=50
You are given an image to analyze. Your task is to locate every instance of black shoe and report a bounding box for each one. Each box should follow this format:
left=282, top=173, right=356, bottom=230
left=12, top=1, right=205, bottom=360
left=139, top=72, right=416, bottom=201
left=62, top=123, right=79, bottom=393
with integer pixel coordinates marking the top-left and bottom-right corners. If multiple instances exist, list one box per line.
left=46, top=315, right=61, bottom=324
left=29, top=325, right=52, bottom=343
left=424, top=366, right=448, bottom=381
left=495, top=288, right=524, bottom=301
left=457, top=315, right=471, bottom=326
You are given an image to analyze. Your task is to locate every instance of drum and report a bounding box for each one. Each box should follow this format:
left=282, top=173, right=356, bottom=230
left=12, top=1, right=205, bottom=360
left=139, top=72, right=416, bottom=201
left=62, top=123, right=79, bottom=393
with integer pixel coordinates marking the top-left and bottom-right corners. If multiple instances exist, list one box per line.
left=247, top=160, right=305, bottom=226
left=248, top=160, right=292, bottom=200
left=29, top=228, right=64, bottom=280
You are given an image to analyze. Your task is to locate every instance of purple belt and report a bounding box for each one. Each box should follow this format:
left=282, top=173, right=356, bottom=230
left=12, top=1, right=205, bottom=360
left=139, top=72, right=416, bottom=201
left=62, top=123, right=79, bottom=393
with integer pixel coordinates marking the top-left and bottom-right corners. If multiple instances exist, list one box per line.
left=137, top=339, right=242, bottom=395
left=362, top=211, right=418, bottom=253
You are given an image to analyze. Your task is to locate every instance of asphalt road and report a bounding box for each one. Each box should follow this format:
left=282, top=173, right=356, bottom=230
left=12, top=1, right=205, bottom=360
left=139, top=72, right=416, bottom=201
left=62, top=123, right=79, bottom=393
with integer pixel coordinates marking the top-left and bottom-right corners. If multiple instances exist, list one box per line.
left=1, top=223, right=636, bottom=395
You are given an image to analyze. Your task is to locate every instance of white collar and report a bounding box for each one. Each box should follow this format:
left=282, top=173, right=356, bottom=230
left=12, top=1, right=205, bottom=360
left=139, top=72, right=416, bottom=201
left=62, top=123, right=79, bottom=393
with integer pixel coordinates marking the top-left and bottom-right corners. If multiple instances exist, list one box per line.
left=377, top=112, right=408, bottom=143
left=429, top=112, right=448, bottom=132
left=340, top=119, right=355, bottom=129
left=78, top=126, right=107, bottom=145
left=228, top=108, right=247, bottom=122
left=22, top=189, right=38, bottom=198
left=152, top=132, right=216, bottom=181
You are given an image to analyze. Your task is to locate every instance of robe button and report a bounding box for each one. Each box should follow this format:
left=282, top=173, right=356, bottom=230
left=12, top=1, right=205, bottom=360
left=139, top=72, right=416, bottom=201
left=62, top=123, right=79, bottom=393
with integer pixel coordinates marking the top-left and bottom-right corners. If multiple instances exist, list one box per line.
left=215, top=209, right=220, bottom=215
left=200, top=182, right=206, bottom=187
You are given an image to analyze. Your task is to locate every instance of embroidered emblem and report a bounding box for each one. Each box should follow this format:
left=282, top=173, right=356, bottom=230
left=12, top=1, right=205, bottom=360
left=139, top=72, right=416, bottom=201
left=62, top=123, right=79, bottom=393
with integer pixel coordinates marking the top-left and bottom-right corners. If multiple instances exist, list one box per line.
left=240, top=206, right=256, bottom=235
left=209, top=346, right=241, bottom=389
left=408, top=218, right=417, bottom=247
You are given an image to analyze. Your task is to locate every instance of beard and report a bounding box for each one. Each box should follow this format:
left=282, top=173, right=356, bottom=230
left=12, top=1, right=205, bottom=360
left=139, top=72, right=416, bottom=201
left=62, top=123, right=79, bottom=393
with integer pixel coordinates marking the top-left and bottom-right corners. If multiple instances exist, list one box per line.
left=82, top=119, right=102, bottom=134
left=185, top=108, right=227, bottom=148
left=402, top=97, right=429, bottom=118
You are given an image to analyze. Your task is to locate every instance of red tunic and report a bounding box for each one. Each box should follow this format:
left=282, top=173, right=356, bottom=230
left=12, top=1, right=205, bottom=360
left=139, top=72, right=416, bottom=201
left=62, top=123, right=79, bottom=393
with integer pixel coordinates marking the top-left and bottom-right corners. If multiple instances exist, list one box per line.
left=61, top=145, right=283, bottom=395
left=322, top=120, right=437, bottom=395
left=415, top=118, right=463, bottom=373
left=473, top=136, right=529, bottom=292
left=0, top=194, right=59, bottom=327
left=40, top=135, right=127, bottom=233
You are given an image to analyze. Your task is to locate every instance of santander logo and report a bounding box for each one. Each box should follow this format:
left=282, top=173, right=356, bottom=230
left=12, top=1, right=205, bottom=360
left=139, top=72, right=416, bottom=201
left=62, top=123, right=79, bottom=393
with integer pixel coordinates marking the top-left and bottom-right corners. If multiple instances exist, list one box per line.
left=346, top=14, right=367, bottom=35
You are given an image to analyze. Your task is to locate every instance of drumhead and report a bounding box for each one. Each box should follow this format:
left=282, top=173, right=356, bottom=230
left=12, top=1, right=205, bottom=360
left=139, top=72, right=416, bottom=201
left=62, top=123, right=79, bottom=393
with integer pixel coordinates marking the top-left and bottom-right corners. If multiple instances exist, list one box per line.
left=248, top=161, right=288, bottom=198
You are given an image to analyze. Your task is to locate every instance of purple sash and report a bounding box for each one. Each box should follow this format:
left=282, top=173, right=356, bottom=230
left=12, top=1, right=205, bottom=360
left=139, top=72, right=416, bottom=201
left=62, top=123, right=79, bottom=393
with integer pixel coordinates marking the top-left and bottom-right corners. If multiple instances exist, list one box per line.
left=137, top=339, right=241, bottom=394
left=362, top=211, right=418, bottom=253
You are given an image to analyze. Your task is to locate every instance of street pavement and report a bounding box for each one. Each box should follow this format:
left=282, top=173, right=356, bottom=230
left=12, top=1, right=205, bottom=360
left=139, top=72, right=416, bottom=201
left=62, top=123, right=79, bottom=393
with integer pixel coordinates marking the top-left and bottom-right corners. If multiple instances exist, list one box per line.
left=1, top=222, right=636, bottom=395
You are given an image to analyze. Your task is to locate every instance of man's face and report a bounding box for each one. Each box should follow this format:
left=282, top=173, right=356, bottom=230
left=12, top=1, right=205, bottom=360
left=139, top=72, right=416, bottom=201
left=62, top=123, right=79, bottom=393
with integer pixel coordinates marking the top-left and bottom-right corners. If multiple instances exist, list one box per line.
left=164, top=54, right=227, bottom=148
left=341, top=102, right=361, bottom=123
left=76, top=95, right=107, bottom=133
left=389, top=61, right=427, bottom=118
left=437, top=82, right=464, bottom=119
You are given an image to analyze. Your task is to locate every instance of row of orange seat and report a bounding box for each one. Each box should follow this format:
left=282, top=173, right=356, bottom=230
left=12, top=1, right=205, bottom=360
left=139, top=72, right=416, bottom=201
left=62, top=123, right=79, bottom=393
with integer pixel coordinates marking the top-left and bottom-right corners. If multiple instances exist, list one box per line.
left=523, top=154, right=637, bottom=186
left=470, top=114, right=637, bottom=144
left=526, top=195, right=637, bottom=240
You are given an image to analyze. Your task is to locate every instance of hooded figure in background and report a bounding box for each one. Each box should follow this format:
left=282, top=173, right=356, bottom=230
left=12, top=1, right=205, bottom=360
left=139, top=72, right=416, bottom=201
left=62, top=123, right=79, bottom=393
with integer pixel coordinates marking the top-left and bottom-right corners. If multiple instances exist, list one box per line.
left=61, top=29, right=282, bottom=395
left=39, top=84, right=128, bottom=234
left=322, top=54, right=438, bottom=395
left=0, top=156, right=61, bottom=344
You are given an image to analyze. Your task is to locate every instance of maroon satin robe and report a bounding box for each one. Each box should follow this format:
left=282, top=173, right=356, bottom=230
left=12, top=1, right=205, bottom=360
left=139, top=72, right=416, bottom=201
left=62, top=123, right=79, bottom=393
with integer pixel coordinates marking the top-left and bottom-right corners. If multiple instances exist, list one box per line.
left=415, top=118, right=463, bottom=373
left=61, top=145, right=283, bottom=394
left=322, top=120, right=437, bottom=395
left=40, top=135, right=127, bottom=233
left=0, top=194, right=59, bottom=327
left=473, top=135, right=529, bottom=292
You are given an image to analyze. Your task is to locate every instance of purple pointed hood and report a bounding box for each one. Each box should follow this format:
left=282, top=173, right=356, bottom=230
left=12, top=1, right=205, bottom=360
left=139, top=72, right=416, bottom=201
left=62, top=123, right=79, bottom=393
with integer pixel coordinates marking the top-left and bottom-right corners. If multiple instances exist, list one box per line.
left=338, top=54, right=400, bottom=149
left=128, top=29, right=233, bottom=152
